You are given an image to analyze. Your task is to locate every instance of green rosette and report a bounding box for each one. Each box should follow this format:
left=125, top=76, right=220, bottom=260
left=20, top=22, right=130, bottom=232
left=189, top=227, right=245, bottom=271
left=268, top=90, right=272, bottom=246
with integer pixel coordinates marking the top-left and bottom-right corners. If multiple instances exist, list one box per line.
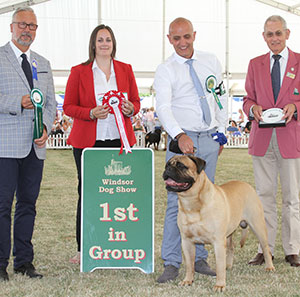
left=30, top=88, right=44, bottom=139
left=205, top=75, right=223, bottom=110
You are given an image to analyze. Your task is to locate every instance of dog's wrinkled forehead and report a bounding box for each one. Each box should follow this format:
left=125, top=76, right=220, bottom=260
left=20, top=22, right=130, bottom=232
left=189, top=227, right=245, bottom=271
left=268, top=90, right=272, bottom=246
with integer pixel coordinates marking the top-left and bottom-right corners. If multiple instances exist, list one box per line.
left=167, top=155, right=206, bottom=174
left=168, top=157, right=189, bottom=171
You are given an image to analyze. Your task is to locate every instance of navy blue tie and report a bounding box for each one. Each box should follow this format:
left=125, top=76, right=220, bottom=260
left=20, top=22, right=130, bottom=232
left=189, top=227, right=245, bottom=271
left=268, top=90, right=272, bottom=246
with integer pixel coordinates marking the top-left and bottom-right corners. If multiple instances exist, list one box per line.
left=21, top=53, right=33, bottom=90
left=186, top=59, right=211, bottom=126
left=271, top=54, right=281, bottom=103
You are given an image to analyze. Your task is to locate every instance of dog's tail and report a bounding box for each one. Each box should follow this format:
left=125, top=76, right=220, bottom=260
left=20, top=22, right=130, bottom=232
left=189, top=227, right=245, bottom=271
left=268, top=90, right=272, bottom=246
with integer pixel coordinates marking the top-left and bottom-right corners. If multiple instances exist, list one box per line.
left=239, top=220, right=248, bottom=248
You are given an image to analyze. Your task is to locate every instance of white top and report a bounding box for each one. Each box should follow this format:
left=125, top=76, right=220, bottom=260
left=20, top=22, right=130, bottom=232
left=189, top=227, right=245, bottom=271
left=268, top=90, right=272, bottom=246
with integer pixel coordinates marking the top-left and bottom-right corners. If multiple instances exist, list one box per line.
left=92, top=60, right=120, bottom=141
left=269, top=46, right=288, bottom=86
left=9, top=41, right=31, bottom=65
left=154, top=50, right=227, bottom=139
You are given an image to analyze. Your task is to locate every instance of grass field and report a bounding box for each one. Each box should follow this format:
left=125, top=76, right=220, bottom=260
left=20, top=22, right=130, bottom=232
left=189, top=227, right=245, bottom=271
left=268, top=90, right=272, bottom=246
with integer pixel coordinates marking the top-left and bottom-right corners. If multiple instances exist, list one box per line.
left=1, top=148, right=300, bottom=297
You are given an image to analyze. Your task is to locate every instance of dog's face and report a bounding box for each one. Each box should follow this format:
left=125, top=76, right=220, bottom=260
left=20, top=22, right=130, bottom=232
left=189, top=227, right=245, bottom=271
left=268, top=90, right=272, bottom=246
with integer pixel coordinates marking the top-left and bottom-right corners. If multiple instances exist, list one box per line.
left=163, top=155, right=206, bottom=192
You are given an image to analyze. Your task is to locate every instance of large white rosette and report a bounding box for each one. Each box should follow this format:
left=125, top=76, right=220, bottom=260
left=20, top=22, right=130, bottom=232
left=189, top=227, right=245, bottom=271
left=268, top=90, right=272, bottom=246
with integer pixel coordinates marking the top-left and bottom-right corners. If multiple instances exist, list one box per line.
left=102, top=90, right=132, bottom=154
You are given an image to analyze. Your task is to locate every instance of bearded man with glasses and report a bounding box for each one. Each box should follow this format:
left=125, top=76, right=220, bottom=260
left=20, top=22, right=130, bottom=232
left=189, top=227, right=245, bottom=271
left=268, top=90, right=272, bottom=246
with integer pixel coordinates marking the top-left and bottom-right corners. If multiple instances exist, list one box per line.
left=0, top=6, right=57, bottom=281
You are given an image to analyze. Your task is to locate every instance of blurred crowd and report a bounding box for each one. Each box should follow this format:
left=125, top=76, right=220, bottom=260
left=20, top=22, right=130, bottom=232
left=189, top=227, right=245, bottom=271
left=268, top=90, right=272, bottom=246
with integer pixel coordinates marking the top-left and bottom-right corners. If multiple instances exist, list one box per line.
left=227, top=108, right=251, bottom=137
left=132, top=107, right=162, bottom=134
left=49, top=110, right=73, bottom=138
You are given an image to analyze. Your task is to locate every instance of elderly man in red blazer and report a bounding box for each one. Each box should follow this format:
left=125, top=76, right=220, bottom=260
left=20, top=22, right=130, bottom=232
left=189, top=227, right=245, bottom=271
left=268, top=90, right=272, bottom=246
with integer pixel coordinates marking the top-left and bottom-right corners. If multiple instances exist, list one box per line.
left=243, top=15, right=300, bottom=267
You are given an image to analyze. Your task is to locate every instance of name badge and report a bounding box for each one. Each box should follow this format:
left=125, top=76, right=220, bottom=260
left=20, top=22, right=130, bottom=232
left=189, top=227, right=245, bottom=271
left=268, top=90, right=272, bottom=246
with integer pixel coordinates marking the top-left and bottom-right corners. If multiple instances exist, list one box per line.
left=286, top=72, right=295, bottom=79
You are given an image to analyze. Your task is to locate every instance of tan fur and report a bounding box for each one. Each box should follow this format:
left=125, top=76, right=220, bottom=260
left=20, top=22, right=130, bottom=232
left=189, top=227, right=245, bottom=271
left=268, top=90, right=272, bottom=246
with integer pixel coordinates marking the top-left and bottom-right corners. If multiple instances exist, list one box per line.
left=168, top=156, right=275, bottom=292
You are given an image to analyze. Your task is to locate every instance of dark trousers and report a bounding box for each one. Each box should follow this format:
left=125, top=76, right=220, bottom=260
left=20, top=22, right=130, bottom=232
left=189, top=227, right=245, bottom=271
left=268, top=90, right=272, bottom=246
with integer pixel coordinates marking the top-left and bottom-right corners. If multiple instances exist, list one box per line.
left=73, top=139, right=121, bottom=251
left=0, top=147, right=43, bottom=269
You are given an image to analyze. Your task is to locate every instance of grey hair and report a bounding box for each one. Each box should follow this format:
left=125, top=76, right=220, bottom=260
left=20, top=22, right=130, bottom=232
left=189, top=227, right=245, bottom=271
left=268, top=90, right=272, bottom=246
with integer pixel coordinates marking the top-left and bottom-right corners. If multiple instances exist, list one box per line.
left=264, top=15, right=287, bottom=31
left=12, top=6, right=35, bottom=22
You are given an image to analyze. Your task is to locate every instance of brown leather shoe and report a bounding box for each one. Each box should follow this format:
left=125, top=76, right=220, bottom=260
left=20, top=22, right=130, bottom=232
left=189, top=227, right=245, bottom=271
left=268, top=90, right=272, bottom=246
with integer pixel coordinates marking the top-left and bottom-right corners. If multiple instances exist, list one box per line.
left=285, top=255, right=300, bottom=267
left=248, top=253, right=274, bottom=265
left=248, top=253, right=265, bottom=265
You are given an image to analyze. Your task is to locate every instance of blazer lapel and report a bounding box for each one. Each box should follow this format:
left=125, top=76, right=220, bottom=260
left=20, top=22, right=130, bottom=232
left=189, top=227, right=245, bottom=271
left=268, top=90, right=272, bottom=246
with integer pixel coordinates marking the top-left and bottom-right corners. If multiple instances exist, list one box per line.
left=5, top=42, right=31, bottom=91
left=83, top=63, right=96, bottom=105
left=277, top=49, right=298, bottom=105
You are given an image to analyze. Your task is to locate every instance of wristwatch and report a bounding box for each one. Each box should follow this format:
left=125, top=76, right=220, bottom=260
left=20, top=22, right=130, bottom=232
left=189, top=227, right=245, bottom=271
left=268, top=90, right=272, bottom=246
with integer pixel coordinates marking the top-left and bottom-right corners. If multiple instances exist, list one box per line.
left=176, top=132, right=186, bottom=140
left=89, top=109, right=95, bottom=120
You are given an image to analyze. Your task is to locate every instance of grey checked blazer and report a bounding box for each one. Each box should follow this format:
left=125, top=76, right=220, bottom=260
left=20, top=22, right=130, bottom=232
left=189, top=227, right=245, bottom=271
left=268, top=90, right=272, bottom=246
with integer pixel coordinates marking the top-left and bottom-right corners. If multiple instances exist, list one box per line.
left=0, top=42, right=57, bottom=160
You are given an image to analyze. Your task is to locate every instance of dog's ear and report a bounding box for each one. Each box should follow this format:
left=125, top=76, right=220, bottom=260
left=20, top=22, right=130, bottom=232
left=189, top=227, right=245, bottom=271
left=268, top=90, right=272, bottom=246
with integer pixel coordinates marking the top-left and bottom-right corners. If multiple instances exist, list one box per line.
left=188, top=156, right=206, bottom=174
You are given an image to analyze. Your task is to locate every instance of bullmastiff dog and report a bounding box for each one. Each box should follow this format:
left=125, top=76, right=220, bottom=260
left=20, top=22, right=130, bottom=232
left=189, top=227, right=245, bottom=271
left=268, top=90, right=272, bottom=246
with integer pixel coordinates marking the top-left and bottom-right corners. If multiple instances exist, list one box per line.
left=163, top=155, right=275, bottom=292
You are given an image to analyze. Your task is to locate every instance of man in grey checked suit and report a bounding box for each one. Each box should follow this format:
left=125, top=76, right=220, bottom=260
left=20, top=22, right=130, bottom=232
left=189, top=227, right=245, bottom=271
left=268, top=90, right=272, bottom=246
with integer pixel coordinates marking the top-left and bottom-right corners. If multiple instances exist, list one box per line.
left=0, top=7, right=56, bottom=281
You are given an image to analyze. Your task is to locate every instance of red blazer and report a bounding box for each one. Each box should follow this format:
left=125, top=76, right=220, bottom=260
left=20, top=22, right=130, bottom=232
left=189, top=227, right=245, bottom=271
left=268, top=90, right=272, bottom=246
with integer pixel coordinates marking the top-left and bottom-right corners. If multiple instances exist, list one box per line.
left=63, top=60, right=140, bottom=149
left=243, top=48, right=300, bottom=158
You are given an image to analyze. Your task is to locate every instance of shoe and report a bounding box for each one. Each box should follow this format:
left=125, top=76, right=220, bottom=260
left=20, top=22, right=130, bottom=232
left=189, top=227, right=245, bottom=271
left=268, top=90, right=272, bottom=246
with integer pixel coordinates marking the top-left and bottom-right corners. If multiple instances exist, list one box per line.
left=248, top=253, right=264, bottom=265
left=157, top=265, right=179, bottom=283
left=194, top=259, right=216, bottom=276
left=248, top=253, right=274, bottom=265
left=0, top=267, right=9, bottom=281
left=14, top=263, right=43, bottom=279
left=285, top=255, right=300, bottom=267
left=69, top=252, right=80, bottom=264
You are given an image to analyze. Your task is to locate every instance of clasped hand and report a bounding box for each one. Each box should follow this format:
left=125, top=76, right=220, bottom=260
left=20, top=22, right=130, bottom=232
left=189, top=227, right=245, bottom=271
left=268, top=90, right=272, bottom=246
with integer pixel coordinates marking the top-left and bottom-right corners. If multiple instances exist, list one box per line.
left=34, top=127, right=48, bottom=148
left=178, top=134, right=224, bottom=156
left=21, top=94, right=34, bottom=109
left=252, top=103, right=296, bottom=124
left=21, top=95, right=48, bottom=148
left=91, top=99, right=134, bottom=119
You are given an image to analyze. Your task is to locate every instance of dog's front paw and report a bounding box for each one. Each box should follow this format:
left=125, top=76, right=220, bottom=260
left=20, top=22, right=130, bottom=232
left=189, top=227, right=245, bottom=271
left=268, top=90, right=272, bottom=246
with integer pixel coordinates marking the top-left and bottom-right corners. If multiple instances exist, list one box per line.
left=265, top=265, right=275, bottom=272
left=180, top=279, right=193, bottom=286
left=213, top=284, right=226, bottom=292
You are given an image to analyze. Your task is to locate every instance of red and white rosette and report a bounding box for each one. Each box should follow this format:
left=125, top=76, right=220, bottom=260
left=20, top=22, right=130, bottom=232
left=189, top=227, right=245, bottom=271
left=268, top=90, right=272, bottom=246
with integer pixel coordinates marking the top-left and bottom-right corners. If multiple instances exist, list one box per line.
left=102, top=90, right=132, bottom=154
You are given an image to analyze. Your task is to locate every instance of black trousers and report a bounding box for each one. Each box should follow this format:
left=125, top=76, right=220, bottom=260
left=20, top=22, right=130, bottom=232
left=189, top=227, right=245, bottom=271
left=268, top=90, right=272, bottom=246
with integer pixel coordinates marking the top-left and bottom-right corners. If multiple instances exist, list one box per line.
left=72, top=139, right=121, bottom=251
left=0, top=147, right=43, bottom=268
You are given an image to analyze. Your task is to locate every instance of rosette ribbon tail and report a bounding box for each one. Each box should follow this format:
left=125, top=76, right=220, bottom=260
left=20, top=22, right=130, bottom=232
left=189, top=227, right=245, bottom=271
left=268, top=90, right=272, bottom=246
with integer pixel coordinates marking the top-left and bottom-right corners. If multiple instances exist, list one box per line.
left=112, top=105, right=132, bottom=155
left=211, top=88, right=223, bottom=110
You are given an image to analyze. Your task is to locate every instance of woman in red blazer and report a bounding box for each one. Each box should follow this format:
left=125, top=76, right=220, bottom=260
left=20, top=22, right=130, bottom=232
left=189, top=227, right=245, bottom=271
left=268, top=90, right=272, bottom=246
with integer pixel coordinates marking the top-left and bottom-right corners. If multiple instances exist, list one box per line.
left=63, top=24, right=140, bottom=263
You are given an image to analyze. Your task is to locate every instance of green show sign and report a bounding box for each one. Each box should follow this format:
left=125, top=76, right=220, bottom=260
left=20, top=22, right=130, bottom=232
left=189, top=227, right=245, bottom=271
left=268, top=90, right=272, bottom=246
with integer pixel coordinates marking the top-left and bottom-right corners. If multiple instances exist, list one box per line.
left=81, top=148, right=154, bottom=273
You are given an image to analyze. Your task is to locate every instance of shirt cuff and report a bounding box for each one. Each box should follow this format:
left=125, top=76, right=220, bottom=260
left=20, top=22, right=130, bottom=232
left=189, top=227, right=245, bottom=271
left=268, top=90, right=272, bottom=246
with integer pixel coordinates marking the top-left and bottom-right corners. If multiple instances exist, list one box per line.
left=249, top=105, right=254, bottom=117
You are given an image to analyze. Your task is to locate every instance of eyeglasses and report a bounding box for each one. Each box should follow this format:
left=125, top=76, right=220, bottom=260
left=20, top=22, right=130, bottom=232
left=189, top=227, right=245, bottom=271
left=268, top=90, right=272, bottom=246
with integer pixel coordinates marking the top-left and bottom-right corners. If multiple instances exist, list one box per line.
left=265, top=30, right=284, bottom=38
left=12, top=22, right=38, bottom=31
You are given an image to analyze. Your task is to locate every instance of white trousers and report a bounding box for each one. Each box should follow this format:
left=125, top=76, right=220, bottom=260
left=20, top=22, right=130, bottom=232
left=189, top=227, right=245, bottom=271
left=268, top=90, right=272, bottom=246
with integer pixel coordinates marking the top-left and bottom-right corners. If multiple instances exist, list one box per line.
left=253, top=129, right=300, bottom=256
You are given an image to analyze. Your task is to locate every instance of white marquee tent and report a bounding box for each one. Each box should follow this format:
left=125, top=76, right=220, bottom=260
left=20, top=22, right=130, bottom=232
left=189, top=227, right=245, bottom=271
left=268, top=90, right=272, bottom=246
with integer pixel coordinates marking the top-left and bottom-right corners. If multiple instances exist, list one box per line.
left=1, top=0, right=300, bottom=114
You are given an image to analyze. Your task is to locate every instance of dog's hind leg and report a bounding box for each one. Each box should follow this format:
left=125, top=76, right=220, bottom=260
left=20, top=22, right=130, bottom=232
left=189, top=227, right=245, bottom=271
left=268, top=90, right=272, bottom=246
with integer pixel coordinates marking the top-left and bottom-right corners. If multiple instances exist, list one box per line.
left=180, top=237, right=195, bottom=286
left=226, top=235, right=234, bottom=269
left=247, top=210, right=275, bottom=271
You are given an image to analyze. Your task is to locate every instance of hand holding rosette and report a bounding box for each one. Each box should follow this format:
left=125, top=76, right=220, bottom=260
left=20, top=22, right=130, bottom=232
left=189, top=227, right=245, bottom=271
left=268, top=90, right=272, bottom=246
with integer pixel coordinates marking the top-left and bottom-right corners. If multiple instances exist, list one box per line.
left=30, top=88, right=44, bottom=139
left=102, top=90, right=132, bottom=154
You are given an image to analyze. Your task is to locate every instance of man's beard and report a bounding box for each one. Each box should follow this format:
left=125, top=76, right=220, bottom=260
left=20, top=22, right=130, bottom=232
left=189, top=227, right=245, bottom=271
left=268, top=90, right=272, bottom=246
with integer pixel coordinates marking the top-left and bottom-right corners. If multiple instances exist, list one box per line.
left=16, top=32, right=33, bottom=47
